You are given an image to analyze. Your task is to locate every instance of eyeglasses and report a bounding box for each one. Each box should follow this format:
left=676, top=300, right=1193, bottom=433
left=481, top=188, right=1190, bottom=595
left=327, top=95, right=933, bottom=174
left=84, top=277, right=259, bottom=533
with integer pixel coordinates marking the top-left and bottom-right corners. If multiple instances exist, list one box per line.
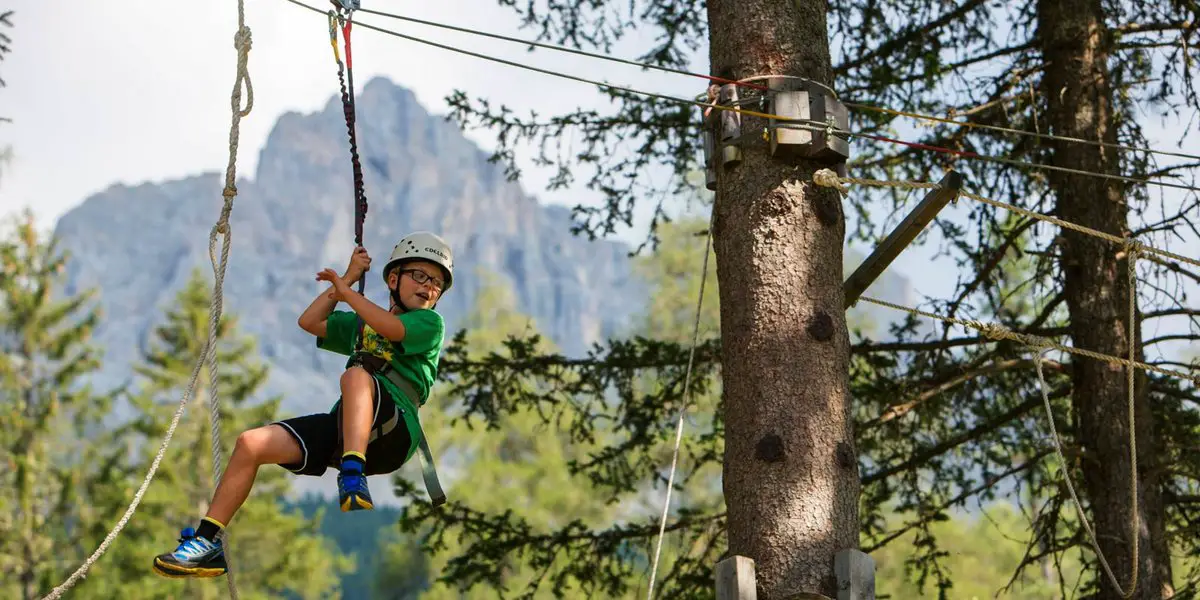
left=401, top=269, right=444, bottom=291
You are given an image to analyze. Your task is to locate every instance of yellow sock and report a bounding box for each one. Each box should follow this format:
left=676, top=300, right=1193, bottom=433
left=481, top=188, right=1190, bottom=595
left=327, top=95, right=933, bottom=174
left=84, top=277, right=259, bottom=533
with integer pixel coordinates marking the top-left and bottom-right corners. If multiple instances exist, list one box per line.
left=341, top=451, right=365, bottom=473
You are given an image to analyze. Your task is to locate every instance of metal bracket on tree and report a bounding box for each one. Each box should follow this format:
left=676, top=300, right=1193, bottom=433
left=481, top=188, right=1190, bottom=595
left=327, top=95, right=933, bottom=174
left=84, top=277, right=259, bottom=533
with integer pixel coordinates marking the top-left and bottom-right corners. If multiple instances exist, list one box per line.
left=700, top=83, right=745, bottom=190
left=701, top=77, right=850, bottom=189
left=764, top=77, right=850, bottom=174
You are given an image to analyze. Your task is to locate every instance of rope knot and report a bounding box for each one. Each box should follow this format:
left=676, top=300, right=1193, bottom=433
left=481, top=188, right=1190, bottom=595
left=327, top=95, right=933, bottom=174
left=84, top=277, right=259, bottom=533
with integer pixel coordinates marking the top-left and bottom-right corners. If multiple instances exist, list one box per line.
left=1121, top=237, right=1145, bottom=259
left=970, top=320, right=1011, bottom=341
left=1024, top=334, right=1055, bottom=350
left=223, top=185, right=237, bottom=199
left=813, top=168, right=849, bottom=194
left=234, top=26, right=252, bottom=53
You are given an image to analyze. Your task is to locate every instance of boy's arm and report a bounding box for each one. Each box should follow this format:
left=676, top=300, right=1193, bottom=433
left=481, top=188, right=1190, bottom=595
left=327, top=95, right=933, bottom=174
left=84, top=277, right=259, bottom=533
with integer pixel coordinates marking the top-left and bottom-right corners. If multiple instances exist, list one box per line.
left=338, top=287, right=409, bottom=342
left=298, top=266, right=365, bottom=337
left=297, top=285, right=338, bottom=337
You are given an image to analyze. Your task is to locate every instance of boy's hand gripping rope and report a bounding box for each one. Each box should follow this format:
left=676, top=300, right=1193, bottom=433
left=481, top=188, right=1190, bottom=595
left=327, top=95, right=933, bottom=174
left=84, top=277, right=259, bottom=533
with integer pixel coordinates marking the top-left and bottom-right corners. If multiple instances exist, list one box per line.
left=41, top=2, right=253, bottom=599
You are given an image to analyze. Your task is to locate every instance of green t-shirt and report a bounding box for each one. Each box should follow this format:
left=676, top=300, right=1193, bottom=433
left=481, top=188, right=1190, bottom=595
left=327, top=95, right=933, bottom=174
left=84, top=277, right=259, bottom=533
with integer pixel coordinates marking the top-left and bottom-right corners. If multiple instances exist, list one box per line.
left=316, top=308, right=444, bottom=460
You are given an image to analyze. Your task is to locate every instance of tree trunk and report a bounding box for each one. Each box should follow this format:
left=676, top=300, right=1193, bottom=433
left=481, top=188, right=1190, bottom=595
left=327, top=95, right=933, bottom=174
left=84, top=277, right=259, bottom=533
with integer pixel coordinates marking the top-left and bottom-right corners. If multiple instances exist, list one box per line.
left=707, top=1, right=859, bottom=598
left=19, top=385, right=38, bottom=600
left=21, top=537, right=35, bottom=600
left=1037, top=1, right=1171, bottom=598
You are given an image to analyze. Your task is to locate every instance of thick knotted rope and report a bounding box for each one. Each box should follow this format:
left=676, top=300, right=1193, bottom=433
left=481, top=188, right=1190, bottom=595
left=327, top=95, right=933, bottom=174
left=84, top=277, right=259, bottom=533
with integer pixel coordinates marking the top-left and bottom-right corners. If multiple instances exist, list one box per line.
left=41, top=4, right=252, bottom=598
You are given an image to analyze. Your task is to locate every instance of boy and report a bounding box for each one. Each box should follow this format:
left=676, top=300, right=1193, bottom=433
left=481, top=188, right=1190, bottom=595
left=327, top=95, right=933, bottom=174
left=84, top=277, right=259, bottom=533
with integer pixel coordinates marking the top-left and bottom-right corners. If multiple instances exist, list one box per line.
left=151, top=231, right=454, bottom=579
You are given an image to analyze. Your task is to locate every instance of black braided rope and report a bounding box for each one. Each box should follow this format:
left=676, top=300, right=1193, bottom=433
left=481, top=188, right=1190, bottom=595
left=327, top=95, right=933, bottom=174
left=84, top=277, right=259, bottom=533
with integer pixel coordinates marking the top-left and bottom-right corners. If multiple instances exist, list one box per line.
left=332, top=12, right=370, bottom=349
left=335, top=49, right=368, bottom=287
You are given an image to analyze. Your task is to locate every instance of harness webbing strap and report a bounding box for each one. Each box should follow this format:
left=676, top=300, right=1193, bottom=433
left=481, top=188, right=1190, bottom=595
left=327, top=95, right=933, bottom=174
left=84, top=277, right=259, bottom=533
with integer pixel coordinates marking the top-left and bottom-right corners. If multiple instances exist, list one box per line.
left=416, top=435, right=447, bottom=506
left=353, top=353, right=447, bottom=507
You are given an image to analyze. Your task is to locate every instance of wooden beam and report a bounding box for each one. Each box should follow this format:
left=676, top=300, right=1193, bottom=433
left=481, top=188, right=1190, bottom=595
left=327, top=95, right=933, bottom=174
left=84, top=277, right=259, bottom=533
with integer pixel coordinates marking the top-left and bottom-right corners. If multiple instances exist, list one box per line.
left=716, top=555, right=757, bottom=600
left=843, top=170, right=963, bottom=309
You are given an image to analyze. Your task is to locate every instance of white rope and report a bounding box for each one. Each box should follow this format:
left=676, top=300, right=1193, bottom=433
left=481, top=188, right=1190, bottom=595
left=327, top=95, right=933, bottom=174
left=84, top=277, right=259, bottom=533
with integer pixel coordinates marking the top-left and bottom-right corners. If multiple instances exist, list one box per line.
left=202, top=4, right=254, bottom=596
left=814, top=168, right=1178, bottom=597
left=812, top=169, right=1200, bottom=271
left=1028, top=245, right=1140, bottom=599
left=853, top=254, right=1155, bottom=599
left=646, top=176, right=718, bottom=599
left=39, top=3, right=252, bottom=597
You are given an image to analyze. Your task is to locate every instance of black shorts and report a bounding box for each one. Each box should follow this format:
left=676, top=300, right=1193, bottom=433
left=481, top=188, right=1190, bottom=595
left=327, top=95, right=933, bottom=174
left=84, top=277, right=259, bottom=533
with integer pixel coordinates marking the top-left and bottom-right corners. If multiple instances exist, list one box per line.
left=273, top=375, right=415, bottom=476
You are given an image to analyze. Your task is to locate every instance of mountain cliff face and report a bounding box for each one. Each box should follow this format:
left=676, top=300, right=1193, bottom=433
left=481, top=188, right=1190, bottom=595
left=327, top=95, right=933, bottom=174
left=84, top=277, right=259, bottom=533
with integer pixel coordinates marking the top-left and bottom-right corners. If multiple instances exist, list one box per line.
left=47, top=76, right=915, bottom=504
left=51, top=76, right=915, bottom=420
left=53, top=77, right=644, bottom=415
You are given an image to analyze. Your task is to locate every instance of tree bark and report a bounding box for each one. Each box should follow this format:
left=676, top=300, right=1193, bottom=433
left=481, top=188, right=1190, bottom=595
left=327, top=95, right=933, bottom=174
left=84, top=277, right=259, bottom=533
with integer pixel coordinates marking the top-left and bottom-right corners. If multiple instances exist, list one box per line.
left=1037, top=1, right=1171, bottom=598
left=707, top=1, right=859, bottom=598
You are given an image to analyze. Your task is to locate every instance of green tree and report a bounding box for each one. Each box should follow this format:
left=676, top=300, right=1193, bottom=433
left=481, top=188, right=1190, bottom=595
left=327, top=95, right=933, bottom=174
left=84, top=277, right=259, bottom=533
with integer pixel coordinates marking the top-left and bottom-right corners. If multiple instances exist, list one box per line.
left=432, top=0, right=1200, bottom=596
left=389, top=272, right=647, bottom=597
left=0, top=68, right=128, bottom=597
left=873, top=500, right=1087, bottom=599
left=286, top=493, right=411, bottom=600
left=71, top=268, right=351, bottom=599
left=400, top=207, right=896, bottom=597
left=825, top=3, right=1200, bottom=597
left=0, top=209, right=116, bottom=600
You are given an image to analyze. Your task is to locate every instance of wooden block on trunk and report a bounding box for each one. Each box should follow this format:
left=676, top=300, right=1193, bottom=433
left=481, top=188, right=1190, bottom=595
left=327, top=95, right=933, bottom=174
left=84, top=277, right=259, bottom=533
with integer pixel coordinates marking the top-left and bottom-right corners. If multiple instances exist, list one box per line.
left=715, top=555, right=757, bottom=600
left=835, top=549, right=876, bottom=600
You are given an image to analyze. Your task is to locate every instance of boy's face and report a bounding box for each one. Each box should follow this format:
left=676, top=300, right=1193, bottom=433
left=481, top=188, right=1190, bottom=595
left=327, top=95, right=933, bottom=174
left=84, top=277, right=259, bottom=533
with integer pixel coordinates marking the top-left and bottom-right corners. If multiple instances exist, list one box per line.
left=388, top=259, right=446, bottom=311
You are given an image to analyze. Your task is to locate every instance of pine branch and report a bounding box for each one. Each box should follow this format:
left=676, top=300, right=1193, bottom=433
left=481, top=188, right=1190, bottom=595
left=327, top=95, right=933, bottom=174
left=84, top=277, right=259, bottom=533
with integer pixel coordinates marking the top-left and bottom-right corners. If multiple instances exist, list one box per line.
left=863, top=389, right=1063, bottom=485
left=862, top=448, right=1053, bottom=552
left=396, top=475, right=725, bottom=598
left=862, top=357, right=1065, bottom=431
left=1116, top=20, right=1196, bottom=35
left=835, top=0, right=991, bottom=73
left=1144, top=308, right=1200, bottom=319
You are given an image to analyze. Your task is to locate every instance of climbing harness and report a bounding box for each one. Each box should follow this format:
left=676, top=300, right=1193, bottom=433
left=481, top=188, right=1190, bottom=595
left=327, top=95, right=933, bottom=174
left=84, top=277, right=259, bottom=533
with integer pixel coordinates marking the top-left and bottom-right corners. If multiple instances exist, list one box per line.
left=350, top=353, right=447, bottom=506
left=326, top=5, right=446, bottom=508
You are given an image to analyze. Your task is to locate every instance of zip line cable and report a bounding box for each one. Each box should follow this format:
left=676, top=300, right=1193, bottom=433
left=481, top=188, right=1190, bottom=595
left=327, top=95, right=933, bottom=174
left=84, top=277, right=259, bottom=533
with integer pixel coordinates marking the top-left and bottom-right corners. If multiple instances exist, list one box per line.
left=842, top=102, right=1200, bottom=163
left=355, top=6, right=770, bottom=92
left=279, top=0, right=1200, bottom=196
left=352, top=3, right=1200, bottom=165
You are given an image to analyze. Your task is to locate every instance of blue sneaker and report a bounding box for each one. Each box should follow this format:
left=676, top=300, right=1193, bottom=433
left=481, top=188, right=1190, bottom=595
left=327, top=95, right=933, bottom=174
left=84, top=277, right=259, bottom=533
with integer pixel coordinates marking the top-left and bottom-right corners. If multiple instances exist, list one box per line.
left=338, top=470, right=374, bottom=511
left=152, top=527, right=227, bottom=578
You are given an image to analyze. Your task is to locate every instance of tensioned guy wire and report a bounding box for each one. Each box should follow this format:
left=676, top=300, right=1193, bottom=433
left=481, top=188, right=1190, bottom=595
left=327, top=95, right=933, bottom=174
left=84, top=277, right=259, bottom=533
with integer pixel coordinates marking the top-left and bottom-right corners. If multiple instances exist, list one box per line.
left=280, top=0, right=1200, bottom=196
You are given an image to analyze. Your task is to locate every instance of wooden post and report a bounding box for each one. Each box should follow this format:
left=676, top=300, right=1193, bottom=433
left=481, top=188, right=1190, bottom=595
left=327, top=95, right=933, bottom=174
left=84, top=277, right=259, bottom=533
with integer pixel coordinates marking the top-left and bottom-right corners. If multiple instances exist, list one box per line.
left=716, top=555, right=757, bottom=600
left=842, top=170, right=963, bottom=308
left=835, top=549, right=876, bottom=600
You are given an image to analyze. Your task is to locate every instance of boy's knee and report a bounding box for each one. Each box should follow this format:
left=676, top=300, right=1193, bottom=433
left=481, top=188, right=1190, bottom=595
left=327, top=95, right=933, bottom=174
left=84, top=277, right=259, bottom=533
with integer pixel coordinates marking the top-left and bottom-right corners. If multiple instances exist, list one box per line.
left=234, top=428, right=271, bottom=462
left=340, top=366, right=372, bottom=389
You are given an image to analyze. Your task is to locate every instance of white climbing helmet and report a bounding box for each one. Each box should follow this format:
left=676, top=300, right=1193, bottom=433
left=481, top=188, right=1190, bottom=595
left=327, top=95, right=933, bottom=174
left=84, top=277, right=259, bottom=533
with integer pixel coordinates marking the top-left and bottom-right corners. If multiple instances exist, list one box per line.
left=382, top=231, right=454, bottom=292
